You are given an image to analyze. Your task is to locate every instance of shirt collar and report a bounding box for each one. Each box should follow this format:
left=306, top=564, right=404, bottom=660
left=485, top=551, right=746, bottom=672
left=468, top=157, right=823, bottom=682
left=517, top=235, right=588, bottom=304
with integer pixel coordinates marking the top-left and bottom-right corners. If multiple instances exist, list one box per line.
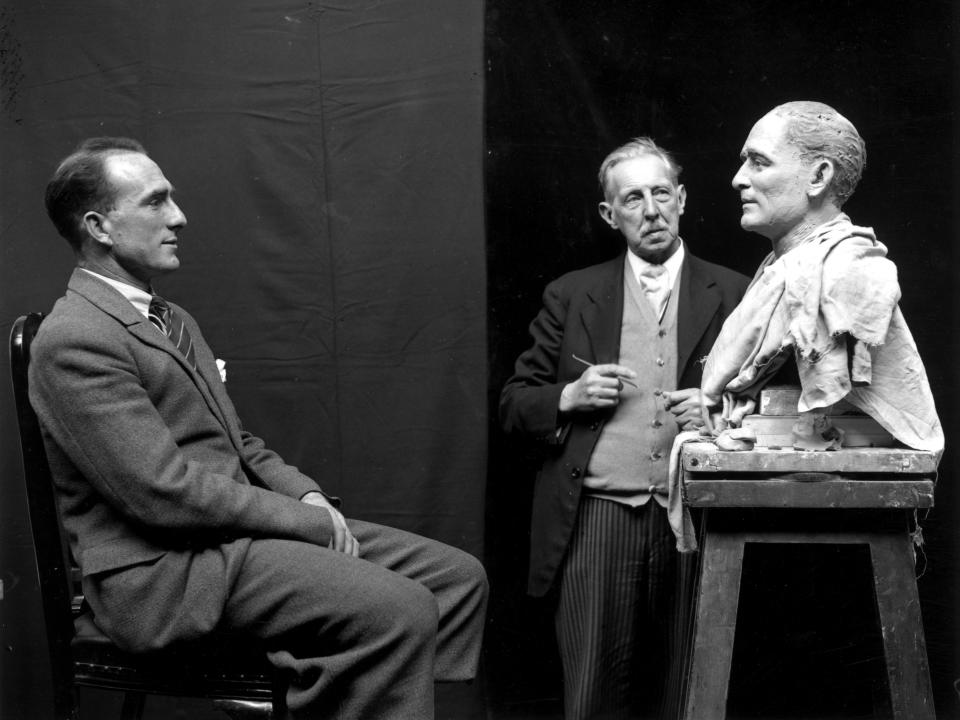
left=625, top=239, right=685, bottom=290
left=79, top=268, right=153, bottom=319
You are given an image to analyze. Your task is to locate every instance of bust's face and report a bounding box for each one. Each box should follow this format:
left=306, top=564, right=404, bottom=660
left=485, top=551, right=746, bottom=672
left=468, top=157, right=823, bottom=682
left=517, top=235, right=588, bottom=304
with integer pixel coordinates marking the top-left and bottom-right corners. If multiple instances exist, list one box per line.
left=731, top=112, right=812, bottom=241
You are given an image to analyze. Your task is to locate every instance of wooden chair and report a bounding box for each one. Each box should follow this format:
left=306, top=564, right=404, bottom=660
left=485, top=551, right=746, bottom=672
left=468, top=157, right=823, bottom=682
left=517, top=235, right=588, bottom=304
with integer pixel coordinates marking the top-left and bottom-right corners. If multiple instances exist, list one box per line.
left=10, top=313, right=285, bottom=720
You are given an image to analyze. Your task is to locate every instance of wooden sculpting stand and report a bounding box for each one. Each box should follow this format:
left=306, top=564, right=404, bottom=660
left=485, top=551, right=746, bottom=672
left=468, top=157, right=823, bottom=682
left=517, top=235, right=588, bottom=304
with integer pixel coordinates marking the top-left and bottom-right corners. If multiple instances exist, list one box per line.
left=679, top=443, right=937, bottom=720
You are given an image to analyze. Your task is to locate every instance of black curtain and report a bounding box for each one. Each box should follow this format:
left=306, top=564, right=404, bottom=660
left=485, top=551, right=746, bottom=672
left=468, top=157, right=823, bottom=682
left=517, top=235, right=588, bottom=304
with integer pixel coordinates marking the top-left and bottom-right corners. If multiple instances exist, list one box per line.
left=485, top=0, right=958, bottom=717
left=0, top=2, right=486, bottom=718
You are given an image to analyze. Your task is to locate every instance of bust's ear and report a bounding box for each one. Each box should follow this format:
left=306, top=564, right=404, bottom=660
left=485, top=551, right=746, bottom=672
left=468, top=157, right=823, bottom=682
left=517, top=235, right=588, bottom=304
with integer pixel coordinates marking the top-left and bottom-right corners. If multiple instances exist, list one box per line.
left=807, top=158, right=836, bottom=200
left=81, top=211, right=112, bottom=247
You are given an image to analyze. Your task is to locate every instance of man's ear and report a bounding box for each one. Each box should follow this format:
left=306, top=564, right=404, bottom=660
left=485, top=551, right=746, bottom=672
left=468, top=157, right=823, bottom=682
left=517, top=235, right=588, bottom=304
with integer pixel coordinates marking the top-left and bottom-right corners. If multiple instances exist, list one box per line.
left=81, top=211, right=112, bottom=247
left=598, top=201, right=618, bottom=229
left=807, top=159, right=835, bottom=200
left=676, top=184, right=687, bottom=216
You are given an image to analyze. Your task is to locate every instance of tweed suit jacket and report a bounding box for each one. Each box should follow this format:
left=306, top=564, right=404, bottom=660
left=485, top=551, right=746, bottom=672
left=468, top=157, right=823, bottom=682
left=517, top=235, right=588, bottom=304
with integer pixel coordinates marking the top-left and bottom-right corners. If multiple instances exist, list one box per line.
left=29, top=269, right=337, bottom=584
left=500, top=250, right=749, bottom=597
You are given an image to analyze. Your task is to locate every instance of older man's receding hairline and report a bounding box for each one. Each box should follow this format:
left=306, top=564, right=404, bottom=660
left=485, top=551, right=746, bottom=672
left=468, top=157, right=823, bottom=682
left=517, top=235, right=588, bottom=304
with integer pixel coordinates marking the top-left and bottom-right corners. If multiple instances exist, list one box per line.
left=597, top=137, right=683, bottom=198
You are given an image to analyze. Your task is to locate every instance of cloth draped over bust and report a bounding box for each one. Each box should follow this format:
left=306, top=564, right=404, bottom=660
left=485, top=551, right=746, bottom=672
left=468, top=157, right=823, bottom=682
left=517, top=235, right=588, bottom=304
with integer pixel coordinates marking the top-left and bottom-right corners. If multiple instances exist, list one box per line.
left=700, top=214, right=943, bottom=455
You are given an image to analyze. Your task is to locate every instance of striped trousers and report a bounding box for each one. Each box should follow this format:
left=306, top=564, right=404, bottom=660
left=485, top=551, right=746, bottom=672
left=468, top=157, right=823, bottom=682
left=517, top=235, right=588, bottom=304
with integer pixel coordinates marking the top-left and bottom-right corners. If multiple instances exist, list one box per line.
left=555, top=495, right=695, bottom=720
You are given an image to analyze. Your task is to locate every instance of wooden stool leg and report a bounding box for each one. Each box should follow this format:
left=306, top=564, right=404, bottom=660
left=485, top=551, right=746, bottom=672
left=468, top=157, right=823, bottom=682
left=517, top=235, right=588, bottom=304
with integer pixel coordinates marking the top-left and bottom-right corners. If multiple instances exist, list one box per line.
left=869, top=532, right=935, bottom=720
left=682, top=531, right=745, bottom=720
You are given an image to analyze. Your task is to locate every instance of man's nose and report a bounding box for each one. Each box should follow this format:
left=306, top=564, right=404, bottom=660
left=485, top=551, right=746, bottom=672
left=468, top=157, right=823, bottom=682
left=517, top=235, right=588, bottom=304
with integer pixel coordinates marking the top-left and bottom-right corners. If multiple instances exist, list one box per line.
left=168, top=201, right=187, bottom=228
left=641, top=194, right=658, bottom=218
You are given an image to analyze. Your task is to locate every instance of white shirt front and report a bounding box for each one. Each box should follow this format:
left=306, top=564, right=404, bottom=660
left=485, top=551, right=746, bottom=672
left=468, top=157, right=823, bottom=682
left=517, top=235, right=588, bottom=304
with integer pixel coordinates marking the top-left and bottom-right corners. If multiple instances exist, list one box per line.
left=79, top=268, right=153, bottom=320
left=625, top=239, right=685, bottom=292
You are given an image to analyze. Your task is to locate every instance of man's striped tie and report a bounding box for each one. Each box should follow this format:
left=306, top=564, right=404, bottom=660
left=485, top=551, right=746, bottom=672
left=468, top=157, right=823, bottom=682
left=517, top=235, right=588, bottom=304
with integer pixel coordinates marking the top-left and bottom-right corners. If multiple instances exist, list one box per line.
left=148, top=295, right=198, bottom=372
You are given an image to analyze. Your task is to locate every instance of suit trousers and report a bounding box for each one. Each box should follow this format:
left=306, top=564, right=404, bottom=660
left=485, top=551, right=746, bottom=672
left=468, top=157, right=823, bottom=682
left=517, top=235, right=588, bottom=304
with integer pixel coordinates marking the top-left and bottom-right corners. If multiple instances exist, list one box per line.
left=554, top=496, right=678, bottom=720
left=84, top=519, right=488, bottom=719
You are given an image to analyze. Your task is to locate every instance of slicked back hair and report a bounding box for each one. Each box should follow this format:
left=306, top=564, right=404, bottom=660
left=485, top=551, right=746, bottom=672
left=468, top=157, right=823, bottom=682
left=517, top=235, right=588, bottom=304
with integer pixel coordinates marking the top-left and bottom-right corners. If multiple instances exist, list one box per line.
left=772, top=101, right=866, bottom=206
left=45, top=137, right=148, bottom=250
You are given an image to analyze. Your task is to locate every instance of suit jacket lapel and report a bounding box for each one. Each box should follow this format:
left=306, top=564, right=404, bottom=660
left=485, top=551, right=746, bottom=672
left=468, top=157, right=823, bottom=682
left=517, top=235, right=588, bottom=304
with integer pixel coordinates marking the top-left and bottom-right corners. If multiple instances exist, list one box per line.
left=676, top=253, right=721, bottom=381
left=580, top=255, right=626, bottom=365
left=68, top=269, right=236, bottom=437
left=181, top=313, right=246, bottom=442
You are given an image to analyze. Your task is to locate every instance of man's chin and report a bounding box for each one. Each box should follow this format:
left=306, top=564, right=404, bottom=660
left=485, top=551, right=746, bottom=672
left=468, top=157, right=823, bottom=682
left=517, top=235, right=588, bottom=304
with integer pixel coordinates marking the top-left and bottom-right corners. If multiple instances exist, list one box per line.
left=630, top=237, right=678, bottom=264
left=157, top=259, right=180, bottom=275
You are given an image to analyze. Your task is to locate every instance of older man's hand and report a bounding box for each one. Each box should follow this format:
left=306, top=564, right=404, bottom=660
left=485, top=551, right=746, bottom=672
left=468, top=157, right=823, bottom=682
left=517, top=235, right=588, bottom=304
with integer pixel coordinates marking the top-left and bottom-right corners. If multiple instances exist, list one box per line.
left=301, top=491, right=359, bottom=557
left=663, top=387, right=707, bottom=431
left=559, top=363, right=638, bottom=413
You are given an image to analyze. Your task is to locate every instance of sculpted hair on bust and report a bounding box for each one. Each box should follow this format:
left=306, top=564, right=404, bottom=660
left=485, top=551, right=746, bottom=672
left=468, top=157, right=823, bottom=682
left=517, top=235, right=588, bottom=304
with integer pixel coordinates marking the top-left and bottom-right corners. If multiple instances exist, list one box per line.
left=598, top=136, right=682, bottom=199
left=772, top=101, right=866, bottom=206
left=45, top=137, right=148, bottom=250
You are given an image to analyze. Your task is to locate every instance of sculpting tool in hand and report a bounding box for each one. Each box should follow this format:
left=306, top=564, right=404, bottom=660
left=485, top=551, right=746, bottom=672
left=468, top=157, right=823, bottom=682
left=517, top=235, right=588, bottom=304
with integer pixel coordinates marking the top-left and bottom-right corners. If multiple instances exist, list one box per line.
left=571, top=354, right=638, bottom=388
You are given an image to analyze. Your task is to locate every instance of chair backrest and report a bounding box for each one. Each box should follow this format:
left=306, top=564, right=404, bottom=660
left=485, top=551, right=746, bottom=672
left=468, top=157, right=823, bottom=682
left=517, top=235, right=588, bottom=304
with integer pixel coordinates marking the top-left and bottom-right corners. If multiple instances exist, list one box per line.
left=10, top=313, right=80, bottom=719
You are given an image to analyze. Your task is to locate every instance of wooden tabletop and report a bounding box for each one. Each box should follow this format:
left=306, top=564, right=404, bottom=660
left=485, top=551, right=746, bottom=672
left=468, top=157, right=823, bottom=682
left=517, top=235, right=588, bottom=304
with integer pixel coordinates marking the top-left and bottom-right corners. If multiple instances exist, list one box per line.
left=681, top=442, right=939, bottom=475
left=680, top=442, right=937, bottom=509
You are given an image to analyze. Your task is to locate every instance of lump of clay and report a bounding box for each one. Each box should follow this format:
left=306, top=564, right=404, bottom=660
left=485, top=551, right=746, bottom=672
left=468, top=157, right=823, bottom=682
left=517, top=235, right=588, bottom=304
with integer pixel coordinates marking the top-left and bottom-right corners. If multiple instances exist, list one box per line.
left=792, top=412, right=844, bottom=451
left=716, top=426, right=758, bottom=451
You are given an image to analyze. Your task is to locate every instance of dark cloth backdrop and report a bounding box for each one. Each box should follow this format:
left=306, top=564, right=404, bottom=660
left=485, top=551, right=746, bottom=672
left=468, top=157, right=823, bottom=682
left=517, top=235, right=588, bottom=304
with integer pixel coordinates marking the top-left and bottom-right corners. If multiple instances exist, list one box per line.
left=3, top=1, right=958, bottom=719
left=485, top=1, right=958, bottom=718
left=0, top=2, right=486, bottom=718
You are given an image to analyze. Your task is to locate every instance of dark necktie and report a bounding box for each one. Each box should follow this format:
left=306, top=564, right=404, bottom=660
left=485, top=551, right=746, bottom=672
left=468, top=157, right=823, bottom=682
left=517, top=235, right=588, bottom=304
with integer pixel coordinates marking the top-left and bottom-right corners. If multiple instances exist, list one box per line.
left=148, top=295, right=198, bottom=372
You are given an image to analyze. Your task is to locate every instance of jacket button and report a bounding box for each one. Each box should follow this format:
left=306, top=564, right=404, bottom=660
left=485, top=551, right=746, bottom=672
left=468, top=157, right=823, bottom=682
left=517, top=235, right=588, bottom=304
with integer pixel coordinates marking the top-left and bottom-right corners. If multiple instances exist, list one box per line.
left=570, top=466, right=582, bottom=479
left=589, top=421, right=600, bottom=431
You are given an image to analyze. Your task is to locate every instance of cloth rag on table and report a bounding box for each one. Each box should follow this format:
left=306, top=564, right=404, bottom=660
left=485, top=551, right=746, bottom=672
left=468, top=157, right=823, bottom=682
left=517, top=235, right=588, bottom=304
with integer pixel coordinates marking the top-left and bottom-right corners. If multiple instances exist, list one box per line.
left=666, top=430, right=703, bottom=553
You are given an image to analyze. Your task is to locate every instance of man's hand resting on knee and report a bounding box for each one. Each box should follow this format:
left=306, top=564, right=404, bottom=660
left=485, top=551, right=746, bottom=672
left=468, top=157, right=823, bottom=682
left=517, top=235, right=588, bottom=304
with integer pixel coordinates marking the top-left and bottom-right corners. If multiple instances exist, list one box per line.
left=302, top=492, right=360, bottom=557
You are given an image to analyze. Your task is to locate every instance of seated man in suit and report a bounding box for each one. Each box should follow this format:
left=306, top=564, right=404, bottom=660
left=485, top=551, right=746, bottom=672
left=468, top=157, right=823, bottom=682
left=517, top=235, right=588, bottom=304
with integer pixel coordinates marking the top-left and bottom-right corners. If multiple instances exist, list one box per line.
left=30, top=137, right=488, bottom=719
left=701, top=101, right=942, bottom=455
left=500, top=137, right=748, bottom=719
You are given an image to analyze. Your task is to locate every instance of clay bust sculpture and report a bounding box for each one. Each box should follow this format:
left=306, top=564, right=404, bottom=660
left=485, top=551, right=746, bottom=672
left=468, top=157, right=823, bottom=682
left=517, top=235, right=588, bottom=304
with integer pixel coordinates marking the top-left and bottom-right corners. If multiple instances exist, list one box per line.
left=700, top=101, right=943, bottom=455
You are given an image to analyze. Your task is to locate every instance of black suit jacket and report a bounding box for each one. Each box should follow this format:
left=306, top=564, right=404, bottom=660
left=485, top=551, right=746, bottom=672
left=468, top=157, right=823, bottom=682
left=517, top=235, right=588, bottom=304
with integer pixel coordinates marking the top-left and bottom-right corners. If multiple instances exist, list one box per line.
left=500, top=250, right=749, bottom=596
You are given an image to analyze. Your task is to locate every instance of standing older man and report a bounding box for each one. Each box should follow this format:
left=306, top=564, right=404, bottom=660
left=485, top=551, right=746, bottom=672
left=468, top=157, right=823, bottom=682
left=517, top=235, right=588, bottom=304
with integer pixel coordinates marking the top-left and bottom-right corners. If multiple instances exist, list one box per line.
left=30, top=137, right=487, bottom=719
left=702, top=101, right=942, bottom=453
left=500, top=137, right=748, bottom=719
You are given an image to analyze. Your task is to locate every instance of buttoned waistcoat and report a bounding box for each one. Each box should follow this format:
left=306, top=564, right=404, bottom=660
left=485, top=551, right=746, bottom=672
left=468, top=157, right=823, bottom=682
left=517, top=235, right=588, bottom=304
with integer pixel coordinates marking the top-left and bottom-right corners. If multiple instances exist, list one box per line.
left=500, top=251, right=749, bottom=596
